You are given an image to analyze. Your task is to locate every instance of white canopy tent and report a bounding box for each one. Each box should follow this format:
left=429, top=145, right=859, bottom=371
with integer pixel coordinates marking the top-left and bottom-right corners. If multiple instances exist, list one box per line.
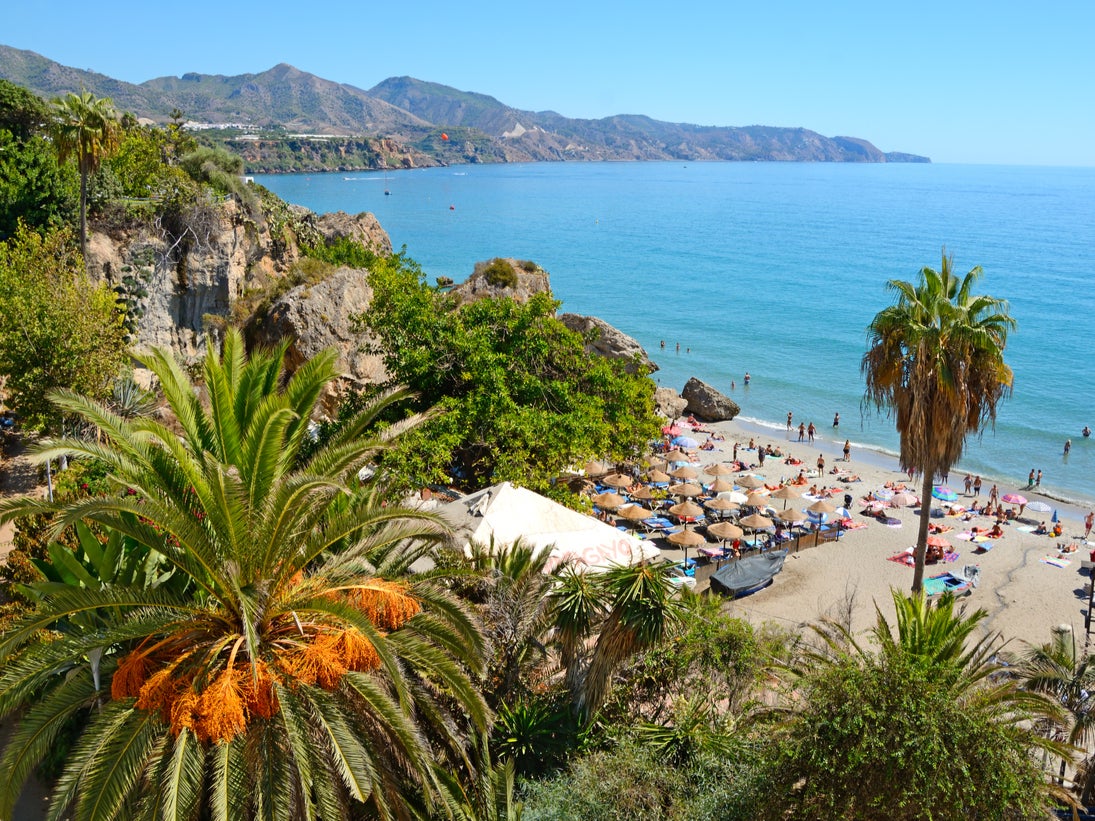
left=441, top=481, right=660, bottom=573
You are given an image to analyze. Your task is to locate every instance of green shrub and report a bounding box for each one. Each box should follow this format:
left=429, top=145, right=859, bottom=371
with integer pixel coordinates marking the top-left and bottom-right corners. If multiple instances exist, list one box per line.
left=482, top=258, right=518, bottom=288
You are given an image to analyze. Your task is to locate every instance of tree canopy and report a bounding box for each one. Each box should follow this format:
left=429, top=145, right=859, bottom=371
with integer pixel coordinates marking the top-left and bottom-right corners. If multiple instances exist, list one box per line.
left=357, top=252, right=661, bottom=495
left=0, top=224, right=128, bottom=431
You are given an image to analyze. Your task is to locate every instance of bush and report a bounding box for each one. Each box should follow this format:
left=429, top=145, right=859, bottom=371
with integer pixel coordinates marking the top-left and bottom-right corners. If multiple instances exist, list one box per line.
left=482, top=258, right=518, bottom=288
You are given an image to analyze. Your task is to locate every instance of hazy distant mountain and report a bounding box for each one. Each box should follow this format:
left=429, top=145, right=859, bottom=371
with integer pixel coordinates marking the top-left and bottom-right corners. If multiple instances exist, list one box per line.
left=0, top=44, right=929, bottom=164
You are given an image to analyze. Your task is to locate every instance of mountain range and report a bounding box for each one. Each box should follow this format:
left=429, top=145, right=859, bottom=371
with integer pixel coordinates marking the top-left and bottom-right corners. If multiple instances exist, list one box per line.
left=0, top=44, right=929, bottom=165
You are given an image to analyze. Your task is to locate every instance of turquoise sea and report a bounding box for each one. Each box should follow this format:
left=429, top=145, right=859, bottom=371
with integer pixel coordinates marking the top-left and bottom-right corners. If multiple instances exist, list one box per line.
left=254, top=162, right=1095, bottom=506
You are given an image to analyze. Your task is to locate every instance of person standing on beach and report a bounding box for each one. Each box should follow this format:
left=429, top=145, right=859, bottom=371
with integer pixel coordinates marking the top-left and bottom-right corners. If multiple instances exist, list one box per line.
left=973, top=475, right=982, bottom=496
left=1085, top=511, right=1094, bottom=539
left=733, top=442, right=739, bottom=461
left=989, top=484, right=999, bottom=506
left=807, top=422, right=816, bottom=443
left=758, top=445, right=766, bottom=466
left=1027, top=468, right=1036, bottom=488
left=964, top=473, right=973, bottom=494
left=833, top=412, right=840, bottom=428
left=1036, top=469, right=1042, bottom=486
left=817, top=453, right=825, bottom=475
left=843, top=439, right=851, bottom=461
left=787, top=411, right=793, bottom=431
left=797, top=422, right=806, bottom=442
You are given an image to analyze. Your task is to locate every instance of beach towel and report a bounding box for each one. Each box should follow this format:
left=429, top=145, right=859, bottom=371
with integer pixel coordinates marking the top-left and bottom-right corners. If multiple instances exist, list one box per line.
left=1015, top=525, right=1036, bottom=533
left=883, top=517, right=902, bottom=528
left=1041, top=555, right=1072, bottom=568
left=973, top=542, right=994, bottom=553
left=955, top=532, right=974, bottom=541
left=888, top=549, right=915, bottom=567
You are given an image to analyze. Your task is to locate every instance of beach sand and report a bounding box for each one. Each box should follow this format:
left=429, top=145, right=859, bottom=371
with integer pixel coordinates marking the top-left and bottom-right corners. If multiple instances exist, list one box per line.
left=654, top=416, right=1095, bottom=650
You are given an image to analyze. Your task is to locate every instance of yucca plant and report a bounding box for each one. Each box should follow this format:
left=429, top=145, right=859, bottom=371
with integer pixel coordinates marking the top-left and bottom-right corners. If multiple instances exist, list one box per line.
left=0, top=330, right=488, bottom=821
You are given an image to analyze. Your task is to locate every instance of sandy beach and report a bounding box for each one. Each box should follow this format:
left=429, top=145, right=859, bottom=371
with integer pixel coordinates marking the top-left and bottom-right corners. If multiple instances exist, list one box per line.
left=654, top=416, right=1095, bottom=650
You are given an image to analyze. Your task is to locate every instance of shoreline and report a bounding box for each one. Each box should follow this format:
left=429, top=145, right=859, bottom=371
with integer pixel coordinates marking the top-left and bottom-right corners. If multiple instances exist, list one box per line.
left=654, top=414, right=1095, bottom=647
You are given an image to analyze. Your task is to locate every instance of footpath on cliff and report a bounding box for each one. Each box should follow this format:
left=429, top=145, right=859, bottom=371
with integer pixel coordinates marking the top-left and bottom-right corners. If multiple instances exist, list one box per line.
left=0, top=430, right=43, bottom=560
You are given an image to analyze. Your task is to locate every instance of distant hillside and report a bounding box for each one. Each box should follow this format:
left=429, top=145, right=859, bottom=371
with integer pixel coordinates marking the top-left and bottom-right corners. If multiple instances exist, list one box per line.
left=0, top=44, right=930, bottom=166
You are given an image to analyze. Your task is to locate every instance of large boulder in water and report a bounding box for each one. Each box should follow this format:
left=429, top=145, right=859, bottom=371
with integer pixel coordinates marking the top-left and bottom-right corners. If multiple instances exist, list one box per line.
left=682, top=377, right=739, bottom=421
left=654, top=387, right=688, bottom=420
left=558, top=314, right=657, bottom=374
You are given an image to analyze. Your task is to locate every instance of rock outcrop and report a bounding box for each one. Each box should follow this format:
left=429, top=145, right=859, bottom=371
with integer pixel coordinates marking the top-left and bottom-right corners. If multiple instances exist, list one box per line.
left=653, top=387, right=688, bottom=420
left=558, top=314, right=657, bottom=375
left=449, top=258, right=551, bottom=304
left=248, top=267, right=388, bottom=391
left=681, top=378, right=740, bottom=421
left=313, top=210, right=392, bottom=255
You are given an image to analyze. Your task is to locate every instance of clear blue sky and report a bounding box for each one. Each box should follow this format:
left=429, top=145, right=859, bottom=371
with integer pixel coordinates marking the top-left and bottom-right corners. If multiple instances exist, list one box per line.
left=7, top=1, right=1093, bottom=165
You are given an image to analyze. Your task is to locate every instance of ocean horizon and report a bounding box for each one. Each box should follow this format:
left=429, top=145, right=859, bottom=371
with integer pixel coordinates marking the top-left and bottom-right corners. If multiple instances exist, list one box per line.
left=254, top=161, right=1095, bottom=509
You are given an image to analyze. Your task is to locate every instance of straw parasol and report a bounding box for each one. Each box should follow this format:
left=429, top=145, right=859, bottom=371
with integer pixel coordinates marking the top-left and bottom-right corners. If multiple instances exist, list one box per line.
left=707, top=476, right=734, bottom=493
left=669, top=501, right=705, bottom=519
left=745, top=491, right=771, bottom=509
left=629, top=485, right=657, bottom=501
left=705, top=497, right=740, bottom=513
left=770, top=485, right=802, bottom=508
left=775, top=508, right=807, bottom=524
left=807, top=499, right=837, bottom=515
left=646, top=460, right=669, bottom=473
left=647, top=469, right=671, bottom=484
left=739, top=512, right=774, bottom=530
left=601, top=472, right=633, bottom=489
left=583, top=459, right=610, bottom=477
left=707, top=521, right=744, bottom=541
left=704, top=463, right=736, bottom=477
left=668, top=482, right=703, bottom=498
left=593, top=491, right=626, bottom=510
left=736, top=475, right=765, bottom=490
left=669, top=465, right=700, bottom=480
left=663, top=449, right=691, bottom=463
left=667, top=528, right=707, bottom=548
left=616, top=504, right=653, bottom=521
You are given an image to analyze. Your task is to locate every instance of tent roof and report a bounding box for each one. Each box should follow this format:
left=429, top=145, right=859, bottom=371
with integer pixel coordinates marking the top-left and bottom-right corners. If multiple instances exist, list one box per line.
left=441, top=482, right=660, bottom=572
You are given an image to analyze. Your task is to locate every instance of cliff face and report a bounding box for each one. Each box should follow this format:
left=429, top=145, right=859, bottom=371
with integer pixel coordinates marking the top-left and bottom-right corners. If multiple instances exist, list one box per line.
left=84, top=199, right=390, bottom=379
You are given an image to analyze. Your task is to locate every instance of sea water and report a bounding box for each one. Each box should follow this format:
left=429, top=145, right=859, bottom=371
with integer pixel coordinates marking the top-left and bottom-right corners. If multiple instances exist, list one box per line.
left=254, top=162, right=1095, bottom=505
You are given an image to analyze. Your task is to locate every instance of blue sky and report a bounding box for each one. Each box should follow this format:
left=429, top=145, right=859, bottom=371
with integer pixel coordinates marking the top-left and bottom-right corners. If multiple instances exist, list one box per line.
left=6, top=1, right=1093, bottom=165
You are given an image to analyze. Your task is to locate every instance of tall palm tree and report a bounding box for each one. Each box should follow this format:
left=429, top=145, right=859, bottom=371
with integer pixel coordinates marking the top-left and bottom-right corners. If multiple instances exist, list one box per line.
left=51, top=91, right=121, bottom=257
left=0, top=330, right=488, bottom=821
left=862, top=252, right=1015, bottom=592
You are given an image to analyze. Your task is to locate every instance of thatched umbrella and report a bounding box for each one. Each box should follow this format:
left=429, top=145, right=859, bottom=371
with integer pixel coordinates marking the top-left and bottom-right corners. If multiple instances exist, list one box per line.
left=601, top=472, right=633, bottom=489
left=707, top=521, right=744, bottom=541
left=663, top=449, right=691, bottom=463
left=707, top=476, right=734, bottom=493
left=583, top=459, right=610, bottom=477
left=807, top=499, right=837, bottom=515
left=736, top=475, right=765, bottom=490
left=669, top=465, right=700, bottom=481
left=744, top=491, right=771, bottom=509
left=668, top=482, right=703, bottom=498
left=704, top=463, right=736, bottom=477
left=771, top=485, right=802, bottom=508
left=647, top=469, right=672, bottom=484
left=775, top=508, right=807, bottom=524
left=593, top=491, right=626, bottom=510
left=705, top=497, right=740, bottom=515
left=629, top=485, right=657, bottom=502
left=668, top=500, right=705, bottom=519
left=616, top=504, right=653, bottom=521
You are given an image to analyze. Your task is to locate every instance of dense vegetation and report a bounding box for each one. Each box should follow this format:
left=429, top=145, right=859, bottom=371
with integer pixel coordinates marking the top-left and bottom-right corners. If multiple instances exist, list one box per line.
left=0, top=78, right=1088, bottom=820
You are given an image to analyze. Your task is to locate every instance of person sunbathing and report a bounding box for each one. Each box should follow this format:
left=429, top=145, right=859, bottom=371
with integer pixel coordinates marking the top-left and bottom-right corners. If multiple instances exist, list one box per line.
left=1052, top=522, right=1064, bottom=538
left=987, top=523, right=1005, bottom=539
left=1035, top=521, right=1049, bottom=534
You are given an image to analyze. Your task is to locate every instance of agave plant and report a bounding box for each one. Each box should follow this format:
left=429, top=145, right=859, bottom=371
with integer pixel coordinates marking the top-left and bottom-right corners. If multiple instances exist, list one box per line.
left=0, top=330, right=488, bottom=821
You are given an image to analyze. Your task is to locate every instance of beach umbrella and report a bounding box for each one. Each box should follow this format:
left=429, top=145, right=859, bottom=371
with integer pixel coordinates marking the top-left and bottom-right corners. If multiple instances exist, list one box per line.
left=707, top=521, right=744, bottom=541
left=704, top=463, right=736, bottom=477
left=1001, top=493, right=1028, bottom=506
left=737, top=475, right=765, bottom=490
left=630, top=485, right=657, bottom=501
left=874, top=488, right=895, bottom=501
left=647, top=469, right=671, bottom=484
left=669, top=500, right=705, bottom=519
left=722, top=491, right=749, bottom=504
left=661, top=424, right=683, bottom=436
left=745, top=491, right=771, bottom=508
left=776, top=507, right=807, bottom=524
left=1027, top=500, right=1052, bottom=513
left=807, top=498, right=837, bottom=515
left=672, top=435, right=701, bottom=449
left=668, top=482, right=703, bottom=497
left=1052, top=509, right=1059, bottom=523
left=926, top=534, right=951, bottom=548
left=932, top=485, right=959, bottom=502
left=890, top=491, right=919, bottom=507
left=593, top=491, right=626, bottom=510
left=705, top=497, right=740, bottom=514
left=771, top=485, right=802, bottom=504
left=583, top=459, right=610, bottom=477
left=739, top=512, right=774, bottom=530
left=601, top=472, right=633, bottom=489
left=667, top=528, right=707, bottom=547
left=707, top=476, right=734, bottom=493
left=669, top=465, right=700, bottom=480
left=616, top=504, right=653, bottom=521
left=663, top=449, right=691, bottom=463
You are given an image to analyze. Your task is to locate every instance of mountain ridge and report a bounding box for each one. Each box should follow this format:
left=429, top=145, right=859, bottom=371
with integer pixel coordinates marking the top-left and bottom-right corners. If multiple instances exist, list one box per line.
left=0, top=44, right=929, bottom=165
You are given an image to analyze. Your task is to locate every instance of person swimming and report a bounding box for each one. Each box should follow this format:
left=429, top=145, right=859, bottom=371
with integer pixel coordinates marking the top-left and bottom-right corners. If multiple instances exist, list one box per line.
left=1084, top=426, right=1091, bottom=438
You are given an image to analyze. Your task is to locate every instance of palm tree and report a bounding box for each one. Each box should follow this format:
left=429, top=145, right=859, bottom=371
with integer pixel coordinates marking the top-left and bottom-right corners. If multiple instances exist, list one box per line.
left=862, top=251, right=1015, bottom=592
left=1015, top=630, right=1095, bottom=786
left=760, top=591, right=1075, bottom=819
left=0, top=330, right=488, bottom=820
left=51, top=91, right=121, bottom=257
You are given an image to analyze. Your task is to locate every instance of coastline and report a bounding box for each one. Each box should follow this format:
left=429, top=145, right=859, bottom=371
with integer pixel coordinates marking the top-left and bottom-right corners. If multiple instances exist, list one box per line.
left=651, top=412, right=1095, bottom=647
